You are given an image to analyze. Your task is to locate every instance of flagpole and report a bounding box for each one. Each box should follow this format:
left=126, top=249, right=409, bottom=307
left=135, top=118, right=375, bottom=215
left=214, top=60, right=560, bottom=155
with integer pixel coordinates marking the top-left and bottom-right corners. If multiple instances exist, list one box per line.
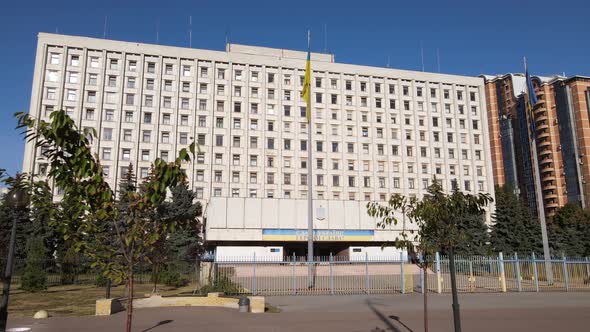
left=306, top=30, right=314, bottom=285
left=524, top=57, right=553, bottom=284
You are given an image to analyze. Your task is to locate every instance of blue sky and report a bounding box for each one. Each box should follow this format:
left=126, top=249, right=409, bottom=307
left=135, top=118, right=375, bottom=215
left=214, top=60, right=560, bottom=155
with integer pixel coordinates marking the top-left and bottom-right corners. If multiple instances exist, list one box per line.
left=1, top=0, right=588, bottom=177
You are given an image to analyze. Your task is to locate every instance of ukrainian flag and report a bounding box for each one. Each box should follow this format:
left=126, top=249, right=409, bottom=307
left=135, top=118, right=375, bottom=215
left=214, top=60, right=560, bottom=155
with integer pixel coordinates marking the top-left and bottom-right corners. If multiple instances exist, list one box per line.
left=525, top=60, right=538, bottom=138
left=301, top=31, right=311, bottom=123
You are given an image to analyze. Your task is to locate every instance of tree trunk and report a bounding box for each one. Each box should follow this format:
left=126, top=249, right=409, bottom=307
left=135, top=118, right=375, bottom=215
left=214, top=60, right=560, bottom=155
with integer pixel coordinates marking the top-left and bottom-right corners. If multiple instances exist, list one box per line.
left=106, top=278, right=111, bottom=299
left=126, top=267, right=134, bottom=332
left=195, top=256, right=201, bottom=287
left=152, top=264, right=158, bottom=294
left=423, top=265, right=429, bottom=332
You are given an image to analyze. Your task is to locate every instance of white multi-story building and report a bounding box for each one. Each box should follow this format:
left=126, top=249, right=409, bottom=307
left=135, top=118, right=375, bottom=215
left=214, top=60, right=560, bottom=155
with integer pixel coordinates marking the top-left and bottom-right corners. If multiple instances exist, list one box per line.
left=23, top=33, right=494, bottom=258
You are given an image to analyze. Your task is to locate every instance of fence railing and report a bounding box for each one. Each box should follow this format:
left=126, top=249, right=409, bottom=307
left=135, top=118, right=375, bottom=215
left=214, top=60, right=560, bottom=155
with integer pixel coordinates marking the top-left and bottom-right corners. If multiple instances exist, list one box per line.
left=0, top=258, right=200, bottom=288
left=212, top=253, right=590, bottom=296
left=3, top=253, right=589, bottom=296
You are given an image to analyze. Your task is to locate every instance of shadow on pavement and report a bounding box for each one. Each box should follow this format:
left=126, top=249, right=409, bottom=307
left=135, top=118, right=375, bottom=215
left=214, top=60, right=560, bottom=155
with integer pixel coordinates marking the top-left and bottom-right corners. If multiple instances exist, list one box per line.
left=141, top=319, right=173, bottom=332
left=366, top=299, right=414, bottom=332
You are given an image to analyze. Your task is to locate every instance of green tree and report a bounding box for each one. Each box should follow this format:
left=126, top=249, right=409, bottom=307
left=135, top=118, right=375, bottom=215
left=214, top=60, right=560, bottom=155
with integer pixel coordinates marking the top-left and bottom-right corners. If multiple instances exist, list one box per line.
left=490, top=185, right=541, bottom=255
left=161, top=181, right=203, bottom=260
left=16, top=110, right=195, bottom=332
left=147, top=180, right=203, bottom=291
left=368, top=177, right=492, bottom=332
left=0, top=174, right=34, bottom=263
left=21, top=237, right=48, bottom=292
left=548, top=204, right=590, bottom=257
left=28, top=179, right=59, bottom=260
left=454, top=214, right=490, bottom=256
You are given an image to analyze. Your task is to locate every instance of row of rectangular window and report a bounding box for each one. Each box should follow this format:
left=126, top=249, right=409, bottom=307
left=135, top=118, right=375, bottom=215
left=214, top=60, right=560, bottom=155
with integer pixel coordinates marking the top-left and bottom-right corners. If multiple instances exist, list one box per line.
left=47, top=53, right=479, bottom=100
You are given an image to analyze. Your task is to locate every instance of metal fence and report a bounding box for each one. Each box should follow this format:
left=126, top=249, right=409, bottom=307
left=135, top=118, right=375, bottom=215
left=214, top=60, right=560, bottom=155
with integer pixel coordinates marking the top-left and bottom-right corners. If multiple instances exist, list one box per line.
left=0, top=259, right=200, bottom=288
left=3, top=253, right=589, bottom=296
left=212, top=253, right=590, bottom=296
left=214, top=255, right=415, bottom=296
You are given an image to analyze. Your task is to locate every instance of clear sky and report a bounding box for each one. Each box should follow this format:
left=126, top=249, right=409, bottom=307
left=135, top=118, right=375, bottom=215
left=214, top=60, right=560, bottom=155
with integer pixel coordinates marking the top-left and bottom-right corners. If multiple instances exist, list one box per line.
left=1, top=0, right=588, bottom=177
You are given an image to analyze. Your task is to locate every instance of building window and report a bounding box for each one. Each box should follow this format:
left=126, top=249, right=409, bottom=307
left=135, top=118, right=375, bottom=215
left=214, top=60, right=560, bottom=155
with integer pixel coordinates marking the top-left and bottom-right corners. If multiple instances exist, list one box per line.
left=164, top=64, right=173, bottom=75
left=123, top=129, right=132, bottom=141
left=127, top=77, right=136, bottom=89
left=125, top=94, right=135, bottom=105
left=180, top=115, right=189, bottom=126
left=102, top=148, right=111, bottom=160
left=102, top=128, right=113, bottom=141
left=66, top=89, right=77, bottom=101
left=143, top=112, right=152, bottom=124
left=179, top=133, right=188, bottom=145
left=109, top=59, right=118, bottom=70
left=48, top=53, right=61, bottom=65
left=86, top=91, right=96, bottom=103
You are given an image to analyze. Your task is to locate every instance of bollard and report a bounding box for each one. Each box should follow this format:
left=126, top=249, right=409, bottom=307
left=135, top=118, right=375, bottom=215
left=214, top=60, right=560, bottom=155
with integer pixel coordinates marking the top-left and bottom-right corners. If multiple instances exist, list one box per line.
left=238, top=296, right=250, bottom=313
left=253, top=253, right=257, bottom=295
left=499, top=252, right=507, bottom=293
left=532, top=253, right=539, bottom=292
left=329, top=253, right=334, bottom=295
left=365, top=252, right=369, bottom=294
left=292, top=252, right=296, bottom=296
left=468, top=260, right=474, bottom=292
left=515, top=253, right=522, bottom=292
left=400, top=256, right=405, bottom=294
left=563, top=255, right=569, bottom=292
left=435, top=252, right=442, bottom=294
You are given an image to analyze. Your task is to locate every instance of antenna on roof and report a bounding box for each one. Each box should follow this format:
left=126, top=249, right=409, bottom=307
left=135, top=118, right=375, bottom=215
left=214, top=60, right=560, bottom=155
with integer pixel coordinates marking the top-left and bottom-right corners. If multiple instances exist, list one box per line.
left=156, top=18, right=160, bottom=44
left=103, top=16, right=108, bottom=38
left=420, top=41, right=425, bottom=72
left=436, top=48, right=441, bottom=73
left=189, top=16, right=192, bottom=48
left=225, top=26, right=232, bottom=50
left=386, top=55, right=390, bottom=68
left=323, top=23, right=328, bottom=54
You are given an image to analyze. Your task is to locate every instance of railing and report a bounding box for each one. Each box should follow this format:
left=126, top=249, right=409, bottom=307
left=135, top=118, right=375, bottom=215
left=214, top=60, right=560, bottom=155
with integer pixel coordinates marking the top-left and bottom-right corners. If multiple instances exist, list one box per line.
left=212, top=253, right=590, bottom=296
left=214, top=254, right=414, bottom=296
left=0, top=259, right=200, bottom=287
left=3, top=253, right=589, bottom=296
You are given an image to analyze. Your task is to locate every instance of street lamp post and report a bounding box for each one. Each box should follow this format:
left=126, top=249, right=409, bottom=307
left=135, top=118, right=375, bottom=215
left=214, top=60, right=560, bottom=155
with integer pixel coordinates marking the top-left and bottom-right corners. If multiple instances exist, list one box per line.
left=0, top=188, right=29, bottom=331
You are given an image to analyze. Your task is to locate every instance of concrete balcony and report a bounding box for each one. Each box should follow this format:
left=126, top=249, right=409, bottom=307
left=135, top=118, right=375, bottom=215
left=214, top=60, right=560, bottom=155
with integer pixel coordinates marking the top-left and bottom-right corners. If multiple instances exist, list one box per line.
left=539, top=148, right=552, bottom=156
left=538, top=139, right=551, bottom=148
left=537, top=130, right=550, bottom=139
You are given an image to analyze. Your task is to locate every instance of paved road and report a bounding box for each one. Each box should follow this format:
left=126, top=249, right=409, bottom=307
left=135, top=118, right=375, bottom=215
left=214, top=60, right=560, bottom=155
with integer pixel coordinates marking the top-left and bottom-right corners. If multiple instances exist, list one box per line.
left=8, top=292, right=590, bottom=331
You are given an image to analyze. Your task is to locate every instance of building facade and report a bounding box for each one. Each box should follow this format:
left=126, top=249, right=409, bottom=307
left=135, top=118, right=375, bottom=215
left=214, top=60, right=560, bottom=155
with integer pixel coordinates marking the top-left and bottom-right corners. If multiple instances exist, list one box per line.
left=484, top=74, right=590, bottom=216
left=23, top=33, right=495, bottom=257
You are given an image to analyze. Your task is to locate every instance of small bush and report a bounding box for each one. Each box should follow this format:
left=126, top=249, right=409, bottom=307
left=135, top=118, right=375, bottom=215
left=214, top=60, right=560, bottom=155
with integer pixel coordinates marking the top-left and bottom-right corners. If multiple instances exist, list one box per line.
left=59, top=248, right=78, bottom=285
left=21, top=238, right=47, bottom=292
left=95, top=273, right=109, bottom=287
left=199, top=275, right=243, bottom=295
left=159, top=270, right=189, bottom=288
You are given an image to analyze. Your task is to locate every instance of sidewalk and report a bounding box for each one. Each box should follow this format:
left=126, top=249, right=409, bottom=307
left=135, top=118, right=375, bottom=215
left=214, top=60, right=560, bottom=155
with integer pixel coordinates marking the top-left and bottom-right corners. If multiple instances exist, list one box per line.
left=8, top=292, right=590, bottom=331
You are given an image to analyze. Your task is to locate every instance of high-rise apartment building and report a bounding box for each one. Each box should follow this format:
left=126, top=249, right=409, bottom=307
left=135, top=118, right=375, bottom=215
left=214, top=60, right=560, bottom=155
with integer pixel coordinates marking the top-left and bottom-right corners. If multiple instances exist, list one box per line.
left=484, top=74, right=590, bottom=216
left=23, top=33, right=495, bottom=257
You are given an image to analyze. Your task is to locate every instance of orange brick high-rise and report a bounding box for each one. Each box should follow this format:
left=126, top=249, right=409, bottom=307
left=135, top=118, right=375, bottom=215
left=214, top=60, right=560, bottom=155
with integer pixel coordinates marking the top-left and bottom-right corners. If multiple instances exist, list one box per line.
left=483, top=74, right=590, bottom=216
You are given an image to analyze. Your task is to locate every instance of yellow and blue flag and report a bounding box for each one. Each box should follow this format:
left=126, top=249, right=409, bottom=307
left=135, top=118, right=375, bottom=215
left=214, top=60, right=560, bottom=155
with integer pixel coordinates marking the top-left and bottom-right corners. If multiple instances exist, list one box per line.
left=301, top=31, right=311, bottom=123
left=525, top=60, right=538, bottom=138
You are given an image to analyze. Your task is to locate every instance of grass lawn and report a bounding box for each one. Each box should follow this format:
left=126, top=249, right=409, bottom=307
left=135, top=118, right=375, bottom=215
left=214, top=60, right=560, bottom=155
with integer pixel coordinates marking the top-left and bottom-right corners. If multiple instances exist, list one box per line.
left=7, top=283, right=200, bottom=318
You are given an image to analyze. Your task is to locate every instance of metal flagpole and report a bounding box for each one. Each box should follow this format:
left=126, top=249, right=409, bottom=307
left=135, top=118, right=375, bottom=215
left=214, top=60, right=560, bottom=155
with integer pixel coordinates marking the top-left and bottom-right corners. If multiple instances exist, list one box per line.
left=524, top=57, right=553, bottom=284
left=306, top=30, right=314, bottom=288
left=189, top=16, right=192, bottom=48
